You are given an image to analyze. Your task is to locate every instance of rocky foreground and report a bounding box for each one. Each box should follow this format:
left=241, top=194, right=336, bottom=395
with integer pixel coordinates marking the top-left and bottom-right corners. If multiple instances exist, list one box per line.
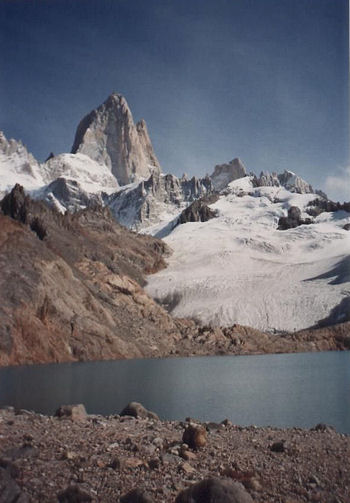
left=0, top=404, right=349, bottom=502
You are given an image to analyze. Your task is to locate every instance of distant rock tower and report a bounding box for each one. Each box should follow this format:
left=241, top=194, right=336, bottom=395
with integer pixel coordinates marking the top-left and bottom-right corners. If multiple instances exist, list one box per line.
left=71, top=93, right=161, bottom=186
left=210, top=157, right=247, bottom=190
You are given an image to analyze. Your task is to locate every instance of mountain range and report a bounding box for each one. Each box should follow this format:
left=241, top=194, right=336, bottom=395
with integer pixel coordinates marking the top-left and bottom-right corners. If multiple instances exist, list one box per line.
left=0, top=92, right=349, bottom=364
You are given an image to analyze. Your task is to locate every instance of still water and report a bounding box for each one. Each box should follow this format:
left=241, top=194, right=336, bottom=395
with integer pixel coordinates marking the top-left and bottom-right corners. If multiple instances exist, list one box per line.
left=0, top=351, right=349, bottom=433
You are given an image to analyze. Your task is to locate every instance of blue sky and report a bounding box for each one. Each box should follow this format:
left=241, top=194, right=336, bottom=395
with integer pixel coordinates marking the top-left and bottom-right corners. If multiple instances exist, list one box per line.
left=0, top=0, right=349, bottom=199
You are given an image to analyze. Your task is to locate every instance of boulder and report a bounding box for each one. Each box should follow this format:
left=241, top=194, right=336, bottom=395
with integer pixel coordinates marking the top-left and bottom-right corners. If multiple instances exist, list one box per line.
left=278, top=206, right=312, bottom=230
left=57, top=485, right=92, bottom=502
left=119, top=402, right=159, bottom=420
left=182, top=424, right=207, bottom=450
left=0, top=467, right=29, bottom=503
left=120, top=488, right=154, bottom=503
left=175, top=477, right=253, bottom=503
left=55, top=404, right=87, bottom=422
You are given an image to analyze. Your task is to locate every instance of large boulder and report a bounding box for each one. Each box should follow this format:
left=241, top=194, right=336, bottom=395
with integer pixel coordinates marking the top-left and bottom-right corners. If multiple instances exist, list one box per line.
left=182, top=424, right=207, bottom=450
left=119, top=402, right=159, bottom=420
left=55, top=404, right=87, bottom=422
left=278, top=206, right=312, bottom=230
left=175, top=478, right=253, bottom=503
left=57, top=485, right=92, bottom=502
left=0, top=466, right=29, bottom=503
left=120, top=488, right=154, bottom=503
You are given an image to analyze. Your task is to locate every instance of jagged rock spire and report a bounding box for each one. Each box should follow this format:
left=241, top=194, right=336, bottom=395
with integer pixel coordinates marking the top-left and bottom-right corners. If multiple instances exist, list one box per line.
left=71, top=93, right=161, bottom=186
left=210, top=157, right=247, bottom=190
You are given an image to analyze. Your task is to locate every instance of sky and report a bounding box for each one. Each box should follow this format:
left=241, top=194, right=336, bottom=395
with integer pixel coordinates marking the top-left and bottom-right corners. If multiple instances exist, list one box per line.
left=0, top=0, right=349, bottom=200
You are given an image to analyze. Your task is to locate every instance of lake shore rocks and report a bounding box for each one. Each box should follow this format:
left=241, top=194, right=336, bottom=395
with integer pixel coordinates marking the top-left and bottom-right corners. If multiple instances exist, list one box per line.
left=0, top=406, right=349, bottom=502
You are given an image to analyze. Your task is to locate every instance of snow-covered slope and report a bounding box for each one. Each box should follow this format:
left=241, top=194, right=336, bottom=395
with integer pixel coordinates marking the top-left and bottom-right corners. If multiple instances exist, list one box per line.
left=0, top=131, right=120, bottom=212
left=0, top=132, right=45, bottom=196
left=41, top=153, right=119, bottom=194
left=145, top=178, right=350, bottom=332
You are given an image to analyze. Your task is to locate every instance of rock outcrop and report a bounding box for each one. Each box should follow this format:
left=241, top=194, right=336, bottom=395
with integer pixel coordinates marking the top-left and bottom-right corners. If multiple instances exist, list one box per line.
left=253, top=169, right=314, bottom=194
left=71, top=93, right=161, bottom=186
left=108, top=172, right=214, bottom=230
left=177, top=195, right=218, bottom=225
left=277, top=206, right=313, bottom=230
left=277, top=170, right=313, bottom=194
left=210, top=158, right=247, bottom=191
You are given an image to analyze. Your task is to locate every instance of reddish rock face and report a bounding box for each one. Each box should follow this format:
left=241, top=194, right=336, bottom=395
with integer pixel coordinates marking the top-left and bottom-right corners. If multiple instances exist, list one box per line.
left=0, top=186, right=182, bottom=366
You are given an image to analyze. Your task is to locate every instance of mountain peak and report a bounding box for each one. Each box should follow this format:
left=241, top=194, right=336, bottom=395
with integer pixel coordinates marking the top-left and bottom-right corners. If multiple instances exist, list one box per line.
left=210, top=157, right=247, bottom=190
left=71, top=93, right=161, bottom=186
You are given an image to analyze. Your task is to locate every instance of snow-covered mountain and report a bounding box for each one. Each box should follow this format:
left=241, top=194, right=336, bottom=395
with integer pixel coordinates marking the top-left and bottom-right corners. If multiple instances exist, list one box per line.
left=0, top=132, right=44, bottom=196
left=1, top=92, right=349, bottom=334
left=145, top=177, right=350, bottom=332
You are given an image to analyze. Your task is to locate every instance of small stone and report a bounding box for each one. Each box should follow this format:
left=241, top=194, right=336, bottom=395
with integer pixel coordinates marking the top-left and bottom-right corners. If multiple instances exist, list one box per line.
left=152, top=437, right=163, bottom=448
left=180, top=447, right=197, bottom=461
left=62, top=451, right=78, bottom=461
left=308, top=475, right=321, bottom=485
left=270, top=441, right=285, bottom=453
left=108, top=457, right=121, bottom=469
left=180, top=462, right=196, bottom=474
left=120, top=488, right=154, bottom=503
left=182, top=424, right=207, bottom=450
left=122, top=457, right=145, bottom=469
left=148, top=458, right=160, bottom=470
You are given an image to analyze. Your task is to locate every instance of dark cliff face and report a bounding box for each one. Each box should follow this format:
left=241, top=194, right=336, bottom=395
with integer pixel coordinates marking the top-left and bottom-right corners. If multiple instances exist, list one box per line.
left=0, top=186, right=183, bottom=366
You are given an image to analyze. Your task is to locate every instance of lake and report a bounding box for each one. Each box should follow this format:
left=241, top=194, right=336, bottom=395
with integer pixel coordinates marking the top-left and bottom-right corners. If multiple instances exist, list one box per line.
left=1, top=351, right=349, bottom=433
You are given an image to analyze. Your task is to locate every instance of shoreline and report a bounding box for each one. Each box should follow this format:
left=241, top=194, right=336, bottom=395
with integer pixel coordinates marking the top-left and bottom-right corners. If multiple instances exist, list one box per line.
left=1, top=405, right=349, bottom=502
left=0, top=345, right=349, bottom=370
left=1, top=320, right=349, bottom=368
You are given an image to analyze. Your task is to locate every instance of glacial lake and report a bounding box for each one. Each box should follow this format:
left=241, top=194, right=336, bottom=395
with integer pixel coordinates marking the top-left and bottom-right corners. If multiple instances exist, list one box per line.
left=1, top=351, right=350, bottom=433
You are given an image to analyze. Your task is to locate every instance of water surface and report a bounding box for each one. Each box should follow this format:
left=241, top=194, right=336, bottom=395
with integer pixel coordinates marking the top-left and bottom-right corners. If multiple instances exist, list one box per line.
left=1, top=351, right=349, bottom=433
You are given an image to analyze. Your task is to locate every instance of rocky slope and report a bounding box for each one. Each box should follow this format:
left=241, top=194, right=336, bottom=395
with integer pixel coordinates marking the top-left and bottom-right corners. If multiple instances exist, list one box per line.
left=0, top=185, right=184, bottom=366
left=71, top=93, right=161, bottom=186
left=0, top=406, right=349, bottom=502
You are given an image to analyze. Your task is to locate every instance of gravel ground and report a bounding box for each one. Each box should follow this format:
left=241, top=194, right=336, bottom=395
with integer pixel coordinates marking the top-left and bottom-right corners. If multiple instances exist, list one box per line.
left=0, top=406, right=349, bottom=502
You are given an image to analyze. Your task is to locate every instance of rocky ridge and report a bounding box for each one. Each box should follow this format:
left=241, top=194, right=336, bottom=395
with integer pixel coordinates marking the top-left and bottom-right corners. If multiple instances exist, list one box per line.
left=107, top=172, right=214, bottom=230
